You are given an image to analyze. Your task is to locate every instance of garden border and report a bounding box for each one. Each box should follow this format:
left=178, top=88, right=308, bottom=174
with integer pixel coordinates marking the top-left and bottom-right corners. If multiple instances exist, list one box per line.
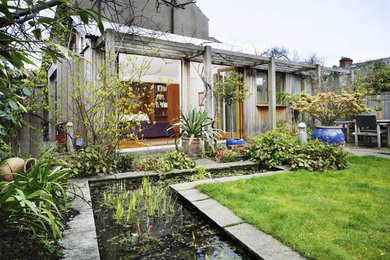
left=60, top=160, right=302, bottom=259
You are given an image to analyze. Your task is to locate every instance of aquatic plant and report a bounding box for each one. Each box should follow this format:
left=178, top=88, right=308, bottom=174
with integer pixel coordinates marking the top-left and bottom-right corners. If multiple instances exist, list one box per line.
left=103, top=176, right=176, bottom=225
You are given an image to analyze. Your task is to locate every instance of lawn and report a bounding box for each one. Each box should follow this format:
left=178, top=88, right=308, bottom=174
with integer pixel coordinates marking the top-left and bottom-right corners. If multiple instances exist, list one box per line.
left=197, top=156, right=390, bottom=259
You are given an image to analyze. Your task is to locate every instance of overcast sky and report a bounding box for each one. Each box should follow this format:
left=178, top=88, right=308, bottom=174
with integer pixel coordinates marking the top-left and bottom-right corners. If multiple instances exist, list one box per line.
left=196, top=0, right=390, bottom=67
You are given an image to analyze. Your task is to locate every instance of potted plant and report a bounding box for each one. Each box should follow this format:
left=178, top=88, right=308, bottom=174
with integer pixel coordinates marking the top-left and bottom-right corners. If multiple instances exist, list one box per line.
left=213, top=71, right=251, bottom=146
left=169, top=108, right=219, bottom=157
left=291, top=91, right=371, bottom=145
left=374, top=104, right=384, bottom=120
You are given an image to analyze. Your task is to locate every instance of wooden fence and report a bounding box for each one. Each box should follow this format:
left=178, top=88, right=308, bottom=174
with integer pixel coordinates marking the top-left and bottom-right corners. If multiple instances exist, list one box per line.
left=366, top=93, right=390, bottom=119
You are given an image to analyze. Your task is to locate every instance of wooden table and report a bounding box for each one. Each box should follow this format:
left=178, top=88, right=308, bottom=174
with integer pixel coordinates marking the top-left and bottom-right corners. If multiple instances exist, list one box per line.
left=377, top=120, right=390, bottom=148
left=339, top=119, right=390, bottom=148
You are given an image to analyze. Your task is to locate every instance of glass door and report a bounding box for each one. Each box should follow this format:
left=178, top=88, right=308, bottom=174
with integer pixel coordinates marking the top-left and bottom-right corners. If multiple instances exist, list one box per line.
left=216, top=69, right=241, bottom=139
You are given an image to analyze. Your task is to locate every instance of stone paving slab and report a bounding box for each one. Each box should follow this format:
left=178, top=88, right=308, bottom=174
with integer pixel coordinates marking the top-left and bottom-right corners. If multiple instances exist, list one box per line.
left=225, top=223, right=304, bottom=260
left=192, top=199, right=243, bottom=227
left=170, top=179, right=216, bottom=191
left=215, top=170, right=288, bottom=183
left=60, top=180, right=100, bottom=260
left=178, top=188, right=209, bottom=202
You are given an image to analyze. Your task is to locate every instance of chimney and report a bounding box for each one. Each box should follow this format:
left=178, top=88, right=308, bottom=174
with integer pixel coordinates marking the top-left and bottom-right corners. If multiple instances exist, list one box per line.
left=339, top=57, right=353, bottom=68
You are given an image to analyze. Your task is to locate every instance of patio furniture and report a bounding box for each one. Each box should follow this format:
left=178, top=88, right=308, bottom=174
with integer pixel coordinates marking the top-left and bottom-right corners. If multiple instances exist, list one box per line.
left=335, top=119, right=354, bottom=143
left=352, top=116, right=388, bottom=148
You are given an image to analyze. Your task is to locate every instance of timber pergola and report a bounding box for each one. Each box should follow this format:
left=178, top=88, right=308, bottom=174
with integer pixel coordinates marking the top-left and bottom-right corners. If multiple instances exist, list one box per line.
left=95, top=27, right=351, bottom=130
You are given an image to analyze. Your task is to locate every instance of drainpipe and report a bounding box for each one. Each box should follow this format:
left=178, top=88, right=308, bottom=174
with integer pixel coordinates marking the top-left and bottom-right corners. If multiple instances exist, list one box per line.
left=171, top=0, right=176, bottom=34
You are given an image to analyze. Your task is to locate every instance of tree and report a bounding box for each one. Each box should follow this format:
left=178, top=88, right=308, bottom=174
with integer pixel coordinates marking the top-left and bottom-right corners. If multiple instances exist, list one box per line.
left=350, top=60, right=390, bottom=95
left=213, top=71, right=251, bottom=139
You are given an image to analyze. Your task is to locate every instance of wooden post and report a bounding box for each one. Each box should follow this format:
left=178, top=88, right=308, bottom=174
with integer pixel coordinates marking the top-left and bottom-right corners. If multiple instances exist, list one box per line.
left=203, top=46, right=213, bottom=118
left=316, top=64, right=322, bottom=92
left=181, top=58, right=191, bottom=114
left=268, top=57, right=276, bottom=130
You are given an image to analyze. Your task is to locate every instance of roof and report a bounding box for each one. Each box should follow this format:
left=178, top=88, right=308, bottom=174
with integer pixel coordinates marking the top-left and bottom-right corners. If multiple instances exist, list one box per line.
left=71, top=17, right=351, bottom=75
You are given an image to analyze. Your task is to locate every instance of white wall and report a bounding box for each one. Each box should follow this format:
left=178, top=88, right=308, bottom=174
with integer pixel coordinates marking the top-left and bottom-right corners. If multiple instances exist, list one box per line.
left=119, top=54, right=181, bottom=84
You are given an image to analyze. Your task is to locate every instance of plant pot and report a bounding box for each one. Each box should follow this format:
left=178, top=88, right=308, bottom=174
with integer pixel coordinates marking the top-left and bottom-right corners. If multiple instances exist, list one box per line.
left=0, top=157, right=25, bottom=181
left=239, top=154, right=248, bottom=161
left=312, top=126, right=345, bottom=146
left=182, top=137, right=201, bottom=157
left=226, top=139, right=242, bottom=147
left=377, top=111, right=383, bottom=120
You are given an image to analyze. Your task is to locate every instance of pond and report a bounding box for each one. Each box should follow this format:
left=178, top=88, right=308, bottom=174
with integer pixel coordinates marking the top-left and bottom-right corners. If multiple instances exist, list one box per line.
left=90, top=166, right=264, bottom=259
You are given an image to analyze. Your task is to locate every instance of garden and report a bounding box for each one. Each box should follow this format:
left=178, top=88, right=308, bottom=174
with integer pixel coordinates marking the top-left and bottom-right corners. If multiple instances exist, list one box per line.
left=1, top=2, right=390, bottom=259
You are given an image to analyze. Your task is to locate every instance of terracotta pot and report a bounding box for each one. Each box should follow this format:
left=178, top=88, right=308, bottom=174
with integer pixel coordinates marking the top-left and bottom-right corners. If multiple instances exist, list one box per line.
left=24, top=158, right=36, bottom=173
left=0, top=157, right=25, bottom=181
left=377, top=111, right=383, bottom=120
left=182, top=137, right=201, bottom=157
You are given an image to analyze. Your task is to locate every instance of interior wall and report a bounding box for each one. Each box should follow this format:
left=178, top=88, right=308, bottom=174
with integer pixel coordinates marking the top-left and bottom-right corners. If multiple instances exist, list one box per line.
left=119, top=54, right=181, bottom=84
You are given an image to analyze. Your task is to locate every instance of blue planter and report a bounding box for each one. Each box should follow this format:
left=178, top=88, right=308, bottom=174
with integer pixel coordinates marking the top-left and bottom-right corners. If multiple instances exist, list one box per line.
left=312, top=127, right=345, bottom=146
left=226, top=139, right=243, bottom=147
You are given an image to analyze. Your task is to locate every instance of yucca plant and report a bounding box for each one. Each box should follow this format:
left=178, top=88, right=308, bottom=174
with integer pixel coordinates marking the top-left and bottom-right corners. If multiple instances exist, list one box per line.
left=0, top=149, right=73, bottom=239
left=169, top=108, right=220, bottom=154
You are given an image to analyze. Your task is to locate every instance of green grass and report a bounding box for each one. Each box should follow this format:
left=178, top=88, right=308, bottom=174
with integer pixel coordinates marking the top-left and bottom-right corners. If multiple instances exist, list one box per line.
left=197, top=156, right=390, bottom=260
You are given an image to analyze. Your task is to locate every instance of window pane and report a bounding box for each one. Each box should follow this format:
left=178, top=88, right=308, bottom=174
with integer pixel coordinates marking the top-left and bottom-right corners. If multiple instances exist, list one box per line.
left=304, top=78, right=312, bottom=96
left=276, top=73, right=284, bottom=93
left=293, top=76, right=302, bottom=94
left=256, top=71, right=267, bottom=103
left=276, top=73, right=284, bottom=105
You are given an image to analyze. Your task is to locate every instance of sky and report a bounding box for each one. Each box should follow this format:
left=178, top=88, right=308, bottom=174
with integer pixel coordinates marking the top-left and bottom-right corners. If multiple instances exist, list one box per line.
left=196, top=0, right=390, bottom=67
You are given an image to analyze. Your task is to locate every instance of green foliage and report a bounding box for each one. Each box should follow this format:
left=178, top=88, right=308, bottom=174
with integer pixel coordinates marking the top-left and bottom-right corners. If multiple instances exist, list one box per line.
left=132, top=157, right=158, bottom=172
left=291, top=91, right=371, bottom=126
left=103, top=177, right=175, bottom=224
left=215, top=148, right=240, bottom=163
left=156, top=150, right=196, bottom=173
left=132, top=151, right=196, bottom=173
left=248, top=131, right=297, bottom=167
left=349, top=60, right=390, bottom=95
left=0, top=0, right=105, bottom=100
left=116, top=153, right=139, bottom=173
left=290, top=140, right=350, bottom=171
left=170, top=108, right=219, bottom=152
left=0, top=68, right=33, bottom=154
left=247, top=130, right=350, bottom=171
left=0, top=149, right=72, bottom=239
left=69, top=55, right=157, bottom=161
left=67, top=144, right=115, bottom=177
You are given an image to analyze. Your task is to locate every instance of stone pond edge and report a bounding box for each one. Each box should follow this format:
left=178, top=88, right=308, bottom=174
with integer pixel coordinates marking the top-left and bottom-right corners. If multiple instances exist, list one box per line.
left=60, top=160, right=303, bottom=259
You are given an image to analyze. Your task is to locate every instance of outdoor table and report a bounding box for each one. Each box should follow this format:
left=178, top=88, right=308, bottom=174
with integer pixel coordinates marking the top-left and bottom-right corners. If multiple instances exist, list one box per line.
left=377, top=120, right=390, bottom=148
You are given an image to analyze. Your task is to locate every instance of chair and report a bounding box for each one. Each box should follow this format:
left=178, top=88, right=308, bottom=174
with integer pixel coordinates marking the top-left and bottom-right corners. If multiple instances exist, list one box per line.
left=352, top=116, right=388, bottom=148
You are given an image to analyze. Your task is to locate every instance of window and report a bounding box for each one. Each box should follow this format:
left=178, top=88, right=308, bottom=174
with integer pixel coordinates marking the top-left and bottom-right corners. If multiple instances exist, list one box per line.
left=256, top=71, right=285, bottom=104
left=292, top=76, right=302, bottom=94
left=303, top=78, right=312, bottom=96
left=256, top=71, right=267, bottom=103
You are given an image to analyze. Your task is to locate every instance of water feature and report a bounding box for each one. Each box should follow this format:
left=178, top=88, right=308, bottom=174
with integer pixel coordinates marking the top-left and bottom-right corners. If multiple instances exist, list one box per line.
left=90, top=167, right=263, bottom=259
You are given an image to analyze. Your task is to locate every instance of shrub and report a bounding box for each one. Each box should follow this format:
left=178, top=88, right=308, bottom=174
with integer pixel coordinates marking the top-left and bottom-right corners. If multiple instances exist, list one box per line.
left=215, top=148, right=240, bottom=163
left=0, top=149, right=72, bottom=239
left=248, top=130, right=350, bottom=171
left=67, top=144, right=116, bottom=177
left=156, top=150, right=196, bottom=173
left=132, top=151, right=196, bottom=173
left=291, top=140, right=350, bottom=171
left=291, top=91, right=370, bottom=126
left=132, top=157, right=158, bottom=172
left=116, top=153, right=138, bottom=172
left=247, top=131, right=297, bottom=167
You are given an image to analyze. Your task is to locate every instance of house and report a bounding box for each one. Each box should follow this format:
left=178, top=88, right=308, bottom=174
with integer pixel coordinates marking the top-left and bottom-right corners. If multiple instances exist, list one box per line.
left=47, top=1, right=351, bottom=147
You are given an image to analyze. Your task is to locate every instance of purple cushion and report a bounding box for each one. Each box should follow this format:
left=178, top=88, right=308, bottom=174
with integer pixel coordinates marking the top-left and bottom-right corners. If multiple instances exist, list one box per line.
left=124, top=121, right=175, bottom=138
